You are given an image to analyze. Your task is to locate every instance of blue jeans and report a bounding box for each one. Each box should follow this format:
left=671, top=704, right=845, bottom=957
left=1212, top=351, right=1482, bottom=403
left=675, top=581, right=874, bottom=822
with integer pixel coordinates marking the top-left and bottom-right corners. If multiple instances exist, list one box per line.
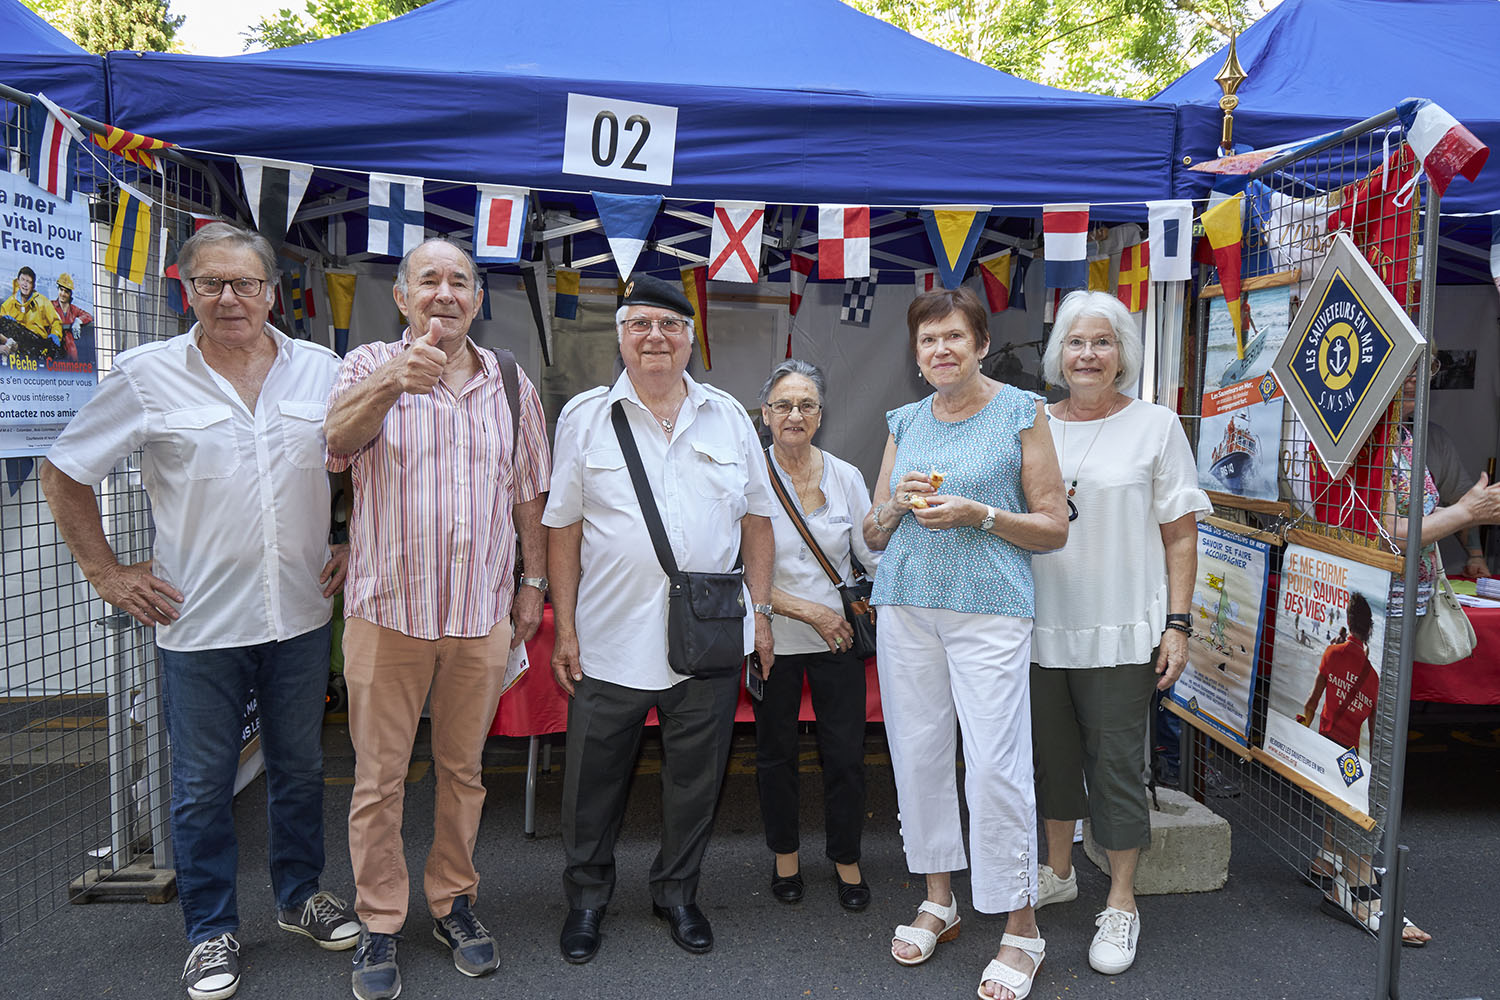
left=160, top=623, right=331, bottom=944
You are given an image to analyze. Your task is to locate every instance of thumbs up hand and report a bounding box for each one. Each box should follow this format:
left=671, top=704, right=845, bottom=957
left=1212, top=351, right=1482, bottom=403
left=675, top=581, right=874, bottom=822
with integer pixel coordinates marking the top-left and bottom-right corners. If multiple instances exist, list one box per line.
left=397, top=317, right=447, bottom=394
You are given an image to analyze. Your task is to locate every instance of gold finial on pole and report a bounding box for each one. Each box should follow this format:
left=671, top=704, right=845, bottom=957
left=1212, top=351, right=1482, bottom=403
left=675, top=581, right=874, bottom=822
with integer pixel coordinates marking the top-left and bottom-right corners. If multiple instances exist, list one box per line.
left=1214, top=33, right=1249, bottom=154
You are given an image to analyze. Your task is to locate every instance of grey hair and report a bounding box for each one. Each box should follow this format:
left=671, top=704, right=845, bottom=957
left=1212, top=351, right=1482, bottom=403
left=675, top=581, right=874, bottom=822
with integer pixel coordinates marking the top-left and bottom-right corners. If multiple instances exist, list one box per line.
left=614, top=303, right=694, bottom=343
left=394, top=237, right=480, bottom=294
left=758, top=358, right=826, bottom=408
left=1042, top=290, right=1144, bottom=391
left=178, top=222, right=278, bottom=302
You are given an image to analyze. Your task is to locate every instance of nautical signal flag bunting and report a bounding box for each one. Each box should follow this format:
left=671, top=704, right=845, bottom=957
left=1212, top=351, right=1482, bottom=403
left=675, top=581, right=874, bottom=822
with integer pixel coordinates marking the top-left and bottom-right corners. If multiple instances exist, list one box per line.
left=1395, top=98, right=1489, bottom=198
left=818, top=205, right=870, bottom=280
left=368, top=173, right=426, bottom=258
left=26, top=95, right=80, bottom=200
left=1201, top=194, right=1246, bottom=344
left=1042, top=204, right=1088, bottom=288
left=708, top=202, right=765, bottom=283
left=106, top=186, right=152, bottom=286
left=473, top=185, right=529, bottom=264
left=1117, top=242, right=1149, bottom=313
left=977, top=251, right=1012, bottom=313
left=919, top=207, right=989, bottom=289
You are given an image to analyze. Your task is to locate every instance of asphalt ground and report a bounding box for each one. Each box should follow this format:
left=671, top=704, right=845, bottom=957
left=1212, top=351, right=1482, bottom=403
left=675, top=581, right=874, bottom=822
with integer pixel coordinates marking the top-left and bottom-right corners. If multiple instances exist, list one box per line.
left=1, top=711, right=1496, bottom=1000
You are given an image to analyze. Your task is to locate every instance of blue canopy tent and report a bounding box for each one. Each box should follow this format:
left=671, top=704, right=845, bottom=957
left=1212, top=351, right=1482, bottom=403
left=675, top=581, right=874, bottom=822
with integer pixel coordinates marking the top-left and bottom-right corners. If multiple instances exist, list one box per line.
left=103, top=0, right=1177, bottom=213
left=0, top=0, right=106, bottom=119
left=1156, top=0, right=1498, bottom=271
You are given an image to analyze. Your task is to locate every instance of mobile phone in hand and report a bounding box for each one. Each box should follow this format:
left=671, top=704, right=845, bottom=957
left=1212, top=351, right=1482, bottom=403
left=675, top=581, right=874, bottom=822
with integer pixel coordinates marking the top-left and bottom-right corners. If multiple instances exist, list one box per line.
left=745, top=653, right=765, bottom=701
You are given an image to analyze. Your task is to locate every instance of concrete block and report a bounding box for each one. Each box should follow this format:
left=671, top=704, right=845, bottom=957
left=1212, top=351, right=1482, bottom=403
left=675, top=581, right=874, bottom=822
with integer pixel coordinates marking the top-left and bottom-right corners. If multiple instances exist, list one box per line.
left=1082, top=787, right=1230, bottom=895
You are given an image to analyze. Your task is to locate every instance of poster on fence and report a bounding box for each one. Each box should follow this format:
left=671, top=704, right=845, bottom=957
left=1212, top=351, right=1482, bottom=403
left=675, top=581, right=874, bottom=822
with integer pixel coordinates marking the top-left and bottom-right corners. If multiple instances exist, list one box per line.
left=1170, top=522, right=1272, bottom=748
left=0, top=175, right=98, bottom=458
left=1197, top=373, right=1284, bottom=502
left=1261, top=543, right=1390, bottom=814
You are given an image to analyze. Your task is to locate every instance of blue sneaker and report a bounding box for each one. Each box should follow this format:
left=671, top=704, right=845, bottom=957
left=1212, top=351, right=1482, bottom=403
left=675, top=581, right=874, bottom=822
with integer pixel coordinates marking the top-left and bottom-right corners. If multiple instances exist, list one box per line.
left=432, top=896, right=499, bottom=977
left=351, top=929, right=400, bottom=1000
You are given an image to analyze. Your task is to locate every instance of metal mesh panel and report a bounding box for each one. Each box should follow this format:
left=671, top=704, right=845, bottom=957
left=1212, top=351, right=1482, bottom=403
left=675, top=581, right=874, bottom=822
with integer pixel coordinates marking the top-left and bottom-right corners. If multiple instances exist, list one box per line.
left=0, top=91, right=216, bottom=941
left=1174, top=113, right=1433, bottom=988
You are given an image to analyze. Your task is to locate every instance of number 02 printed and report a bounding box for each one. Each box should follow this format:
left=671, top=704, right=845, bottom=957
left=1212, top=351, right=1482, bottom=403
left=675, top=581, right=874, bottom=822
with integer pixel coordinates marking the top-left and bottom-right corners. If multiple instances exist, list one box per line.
left=562, top=93, right=679, bottom=187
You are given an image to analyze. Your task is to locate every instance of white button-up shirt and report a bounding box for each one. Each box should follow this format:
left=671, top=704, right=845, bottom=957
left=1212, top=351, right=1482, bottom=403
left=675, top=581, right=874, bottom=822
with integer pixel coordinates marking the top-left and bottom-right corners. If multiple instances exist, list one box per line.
left=46, top=324, right=342, bottom=652
left=544, top=371, right=774, bottom=690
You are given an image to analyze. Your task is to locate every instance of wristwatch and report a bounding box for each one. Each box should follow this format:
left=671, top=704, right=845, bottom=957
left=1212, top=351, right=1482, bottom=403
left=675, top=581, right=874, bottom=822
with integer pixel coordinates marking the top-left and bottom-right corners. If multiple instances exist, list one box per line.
left=753, top=603, right=775, bottom=620
left=978, top=506, right=996, bottom=532
left=519, top=576, right=549, bottom=592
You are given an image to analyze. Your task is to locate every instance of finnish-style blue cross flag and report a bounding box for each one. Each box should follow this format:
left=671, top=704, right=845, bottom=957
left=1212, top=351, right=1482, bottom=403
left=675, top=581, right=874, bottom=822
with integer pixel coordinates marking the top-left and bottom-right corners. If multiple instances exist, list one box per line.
left=368, top=173, right=425, bottom=257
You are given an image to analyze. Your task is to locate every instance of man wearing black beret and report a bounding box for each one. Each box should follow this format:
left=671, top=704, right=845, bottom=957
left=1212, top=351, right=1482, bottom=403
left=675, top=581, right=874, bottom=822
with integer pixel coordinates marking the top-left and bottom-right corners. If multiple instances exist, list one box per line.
left=542, top=272, right=776, bottom=963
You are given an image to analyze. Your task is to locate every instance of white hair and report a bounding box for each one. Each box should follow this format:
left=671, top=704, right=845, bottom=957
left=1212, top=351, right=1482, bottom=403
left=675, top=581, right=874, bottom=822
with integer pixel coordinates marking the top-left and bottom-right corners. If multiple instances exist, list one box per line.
left=1042, top=290, right=1144, bottom=391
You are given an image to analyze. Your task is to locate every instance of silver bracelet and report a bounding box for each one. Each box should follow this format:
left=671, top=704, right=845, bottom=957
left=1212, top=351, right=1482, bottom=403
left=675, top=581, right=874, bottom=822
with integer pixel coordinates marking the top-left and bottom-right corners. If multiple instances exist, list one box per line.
left=871, top=502, right=895, bottom=534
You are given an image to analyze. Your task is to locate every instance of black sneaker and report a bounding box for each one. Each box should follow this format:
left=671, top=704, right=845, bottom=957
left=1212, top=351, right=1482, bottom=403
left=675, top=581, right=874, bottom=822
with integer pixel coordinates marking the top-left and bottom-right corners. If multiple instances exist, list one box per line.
left=278, top=890, right=361, bottom=951
left=432, top=896, right=500, bottom=977
left=182, top=933, right=240, bottom=1000
left=351, top=929, right=401, bottom=1000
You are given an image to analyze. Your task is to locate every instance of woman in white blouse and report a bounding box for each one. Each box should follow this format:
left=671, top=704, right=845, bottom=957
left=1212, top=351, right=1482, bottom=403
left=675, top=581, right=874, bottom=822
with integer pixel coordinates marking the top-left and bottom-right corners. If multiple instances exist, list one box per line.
left=752, top=359, right=880, bottom=912
left=1029, top=291, right=1210, bottom=977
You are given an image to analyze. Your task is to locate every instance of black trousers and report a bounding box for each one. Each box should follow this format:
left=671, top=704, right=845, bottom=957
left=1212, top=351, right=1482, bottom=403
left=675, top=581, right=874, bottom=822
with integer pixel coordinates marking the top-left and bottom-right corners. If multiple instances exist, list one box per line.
left=560, top=671, right=740, bottom=909
left=751, top=650, right=867, bottom=864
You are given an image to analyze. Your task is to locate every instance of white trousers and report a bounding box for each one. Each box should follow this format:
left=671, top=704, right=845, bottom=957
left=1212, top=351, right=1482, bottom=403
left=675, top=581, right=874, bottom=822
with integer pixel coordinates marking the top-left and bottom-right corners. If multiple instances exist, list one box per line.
left=876, top=604, right=1036, bottom=913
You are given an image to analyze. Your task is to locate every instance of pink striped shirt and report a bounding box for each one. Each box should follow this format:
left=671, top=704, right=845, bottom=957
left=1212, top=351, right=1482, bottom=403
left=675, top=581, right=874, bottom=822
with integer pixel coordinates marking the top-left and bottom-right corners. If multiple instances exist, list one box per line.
left=327, top=332, right=551, bottom=640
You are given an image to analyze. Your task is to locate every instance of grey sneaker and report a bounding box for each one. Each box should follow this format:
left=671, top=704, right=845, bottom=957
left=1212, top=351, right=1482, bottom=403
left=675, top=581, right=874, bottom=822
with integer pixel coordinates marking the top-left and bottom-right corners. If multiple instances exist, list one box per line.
left=182, top=933, right=240, bottom=1000
left=1036, top=864, right=1078, bottom=909
left=278, top=890, right=361, bottom=951
left=351, top=929, right=401, bottom=1000
left=432, top=896, right=500, bottom=977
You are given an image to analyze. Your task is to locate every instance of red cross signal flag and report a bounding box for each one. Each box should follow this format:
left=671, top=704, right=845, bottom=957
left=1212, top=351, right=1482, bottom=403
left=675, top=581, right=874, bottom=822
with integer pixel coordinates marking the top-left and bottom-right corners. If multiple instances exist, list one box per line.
left=708, top=202, right=765, bottom=283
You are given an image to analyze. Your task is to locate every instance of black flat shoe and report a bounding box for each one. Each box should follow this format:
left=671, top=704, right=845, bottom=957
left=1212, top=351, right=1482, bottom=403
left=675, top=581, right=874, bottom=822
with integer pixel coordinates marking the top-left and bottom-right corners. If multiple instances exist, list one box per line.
left=770, top=865, right=804, bottom=904
left=559, top=907, right=605, bottom=964
left=652, top=902, right=714, bottom=954
left=835, top=873, right=871, bottom=912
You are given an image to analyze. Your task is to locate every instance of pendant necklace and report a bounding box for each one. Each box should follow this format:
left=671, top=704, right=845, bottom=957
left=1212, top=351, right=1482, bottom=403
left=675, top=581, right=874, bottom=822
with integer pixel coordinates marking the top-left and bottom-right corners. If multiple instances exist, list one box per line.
left=1057, top=398, right=1120, bottom=522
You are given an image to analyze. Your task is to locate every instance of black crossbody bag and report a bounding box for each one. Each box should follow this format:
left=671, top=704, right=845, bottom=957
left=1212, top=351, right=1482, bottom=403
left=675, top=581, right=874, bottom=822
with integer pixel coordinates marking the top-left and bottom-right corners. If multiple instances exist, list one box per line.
left=610, top=401, right=746, bottom=677
left=763, top=449, right=877, bottom=660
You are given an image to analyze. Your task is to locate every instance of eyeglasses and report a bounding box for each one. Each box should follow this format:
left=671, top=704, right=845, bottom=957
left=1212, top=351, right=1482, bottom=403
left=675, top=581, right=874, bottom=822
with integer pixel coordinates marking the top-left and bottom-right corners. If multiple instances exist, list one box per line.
left=621, top=316, right=689, bottom=335
left=187, top=276, right=267, bottom=297
left=767, top=400, right=822, bottom=415
left=1064, top=336, right=1118, bottom=353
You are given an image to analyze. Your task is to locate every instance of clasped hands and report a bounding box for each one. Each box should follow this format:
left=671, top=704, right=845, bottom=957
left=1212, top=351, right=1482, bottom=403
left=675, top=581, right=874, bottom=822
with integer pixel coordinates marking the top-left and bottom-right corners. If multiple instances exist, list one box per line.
left=891, top=469, right=986, bottom=531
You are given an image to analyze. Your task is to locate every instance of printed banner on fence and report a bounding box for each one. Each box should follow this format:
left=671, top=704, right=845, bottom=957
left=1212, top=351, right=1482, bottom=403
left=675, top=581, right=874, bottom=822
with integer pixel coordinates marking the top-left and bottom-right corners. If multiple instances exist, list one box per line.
left=0, top=175, right=98, bottom=457
left=1261, top=544, right=1391, bottom=814
left=1170, top=522, right=1272, bottom=748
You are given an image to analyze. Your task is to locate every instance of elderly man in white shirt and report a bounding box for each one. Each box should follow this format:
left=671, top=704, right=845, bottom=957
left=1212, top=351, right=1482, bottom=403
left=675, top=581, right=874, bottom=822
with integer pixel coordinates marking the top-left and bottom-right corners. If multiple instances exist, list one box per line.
left=546, top=273, right=775, bottom=964
left=40, top=223, right=358, bottom=1000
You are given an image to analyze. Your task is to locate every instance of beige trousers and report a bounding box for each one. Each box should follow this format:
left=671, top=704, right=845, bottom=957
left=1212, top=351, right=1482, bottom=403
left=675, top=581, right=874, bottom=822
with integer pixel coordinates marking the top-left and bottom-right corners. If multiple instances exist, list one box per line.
left=344, top=616, right=511, bottom=933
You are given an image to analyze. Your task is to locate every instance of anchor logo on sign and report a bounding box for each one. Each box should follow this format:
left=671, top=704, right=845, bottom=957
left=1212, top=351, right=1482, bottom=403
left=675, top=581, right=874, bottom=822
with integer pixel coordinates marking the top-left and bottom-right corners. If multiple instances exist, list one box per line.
left=1317, top=322, right=1360, bottom=392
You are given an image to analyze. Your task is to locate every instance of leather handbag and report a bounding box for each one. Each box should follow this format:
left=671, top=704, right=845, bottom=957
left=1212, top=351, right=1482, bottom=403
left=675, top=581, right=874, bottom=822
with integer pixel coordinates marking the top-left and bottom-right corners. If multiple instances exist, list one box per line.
left=611, top=402, right=746, bottom=678
left=764, top=449, right=877, bottom=660
left=1412, top=557, right=1476, bottom=665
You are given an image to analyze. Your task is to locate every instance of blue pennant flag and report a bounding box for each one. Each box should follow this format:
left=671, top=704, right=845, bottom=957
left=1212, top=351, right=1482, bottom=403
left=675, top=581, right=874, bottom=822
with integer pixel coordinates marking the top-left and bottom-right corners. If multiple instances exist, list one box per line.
left=592, top=191, right=662, bottom=279
left=919, top=208, right=990, bottom=289
left=1011, top=254, right=1031, bottom=312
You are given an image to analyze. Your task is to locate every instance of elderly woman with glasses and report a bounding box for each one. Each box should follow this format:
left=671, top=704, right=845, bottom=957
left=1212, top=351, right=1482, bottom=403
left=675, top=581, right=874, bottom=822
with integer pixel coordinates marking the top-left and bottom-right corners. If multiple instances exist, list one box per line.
left=865, top=286, right=1068, bottom=1000
left=1027, top=291, right=1209, bottom=977
left=751, top=359, right=882, bottom=912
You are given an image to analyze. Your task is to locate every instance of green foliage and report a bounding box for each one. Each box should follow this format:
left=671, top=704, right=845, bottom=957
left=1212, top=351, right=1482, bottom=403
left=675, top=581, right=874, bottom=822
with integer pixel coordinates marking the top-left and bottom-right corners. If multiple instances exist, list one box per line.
left=24, top=0, right=183, bottom=54
left=843, top=0, right=1273, bottom=99
left=244, top=0, right=432, bottom=49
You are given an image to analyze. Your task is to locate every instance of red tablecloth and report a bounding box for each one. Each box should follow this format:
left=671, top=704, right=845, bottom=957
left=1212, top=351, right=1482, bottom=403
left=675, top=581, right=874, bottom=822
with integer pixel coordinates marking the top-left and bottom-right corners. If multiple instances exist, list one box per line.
left=1413, top=605, right=1500, bottom=704
left=491, top=607, right=885, bottom=737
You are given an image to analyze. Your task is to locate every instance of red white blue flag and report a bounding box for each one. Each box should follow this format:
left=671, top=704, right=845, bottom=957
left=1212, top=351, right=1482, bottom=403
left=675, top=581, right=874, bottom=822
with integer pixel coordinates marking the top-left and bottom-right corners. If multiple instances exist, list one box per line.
left=473, top=185, right=529, bottom=264
left=1396, top=98, right=1489, bottom=198
left=1042, top=204, right=1089, bottom=288
left=818, top=205, right=870, bottom=280
left=26, top=94, right=81, bottom=199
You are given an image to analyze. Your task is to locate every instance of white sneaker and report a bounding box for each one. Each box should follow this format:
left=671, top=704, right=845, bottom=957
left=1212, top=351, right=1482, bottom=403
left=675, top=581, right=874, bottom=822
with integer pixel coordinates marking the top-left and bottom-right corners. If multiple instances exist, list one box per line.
left=1089, top=906, right=1140, bottom=974
left=1035, top=864, right=1078, bottom=909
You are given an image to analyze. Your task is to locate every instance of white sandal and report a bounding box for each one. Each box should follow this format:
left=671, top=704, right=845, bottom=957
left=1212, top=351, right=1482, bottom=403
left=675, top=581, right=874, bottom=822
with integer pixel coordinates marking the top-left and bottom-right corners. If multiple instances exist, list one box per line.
left=977, top=932, right=1046, bottom=1000
left=890, top=895, right=961, bottom=966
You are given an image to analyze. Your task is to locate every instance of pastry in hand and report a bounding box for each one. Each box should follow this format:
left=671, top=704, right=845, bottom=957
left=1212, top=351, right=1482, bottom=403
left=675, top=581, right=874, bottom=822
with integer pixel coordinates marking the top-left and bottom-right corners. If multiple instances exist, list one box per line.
left=928, top=468, right=945, bottom=490
left=909, top=495, right=929, bottom=509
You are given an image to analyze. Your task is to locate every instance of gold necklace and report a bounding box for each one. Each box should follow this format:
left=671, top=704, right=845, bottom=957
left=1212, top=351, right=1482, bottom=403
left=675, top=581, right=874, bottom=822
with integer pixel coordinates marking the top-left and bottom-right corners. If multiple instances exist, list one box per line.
left=1057, top=397, right=1121, bottom=522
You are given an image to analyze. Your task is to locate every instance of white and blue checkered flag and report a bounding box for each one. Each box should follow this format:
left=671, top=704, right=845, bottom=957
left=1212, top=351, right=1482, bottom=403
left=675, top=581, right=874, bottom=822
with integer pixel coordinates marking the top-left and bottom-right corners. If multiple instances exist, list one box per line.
left=840, top=272, right=877, bottom=326
left=368, top=173, right=425, bottom=257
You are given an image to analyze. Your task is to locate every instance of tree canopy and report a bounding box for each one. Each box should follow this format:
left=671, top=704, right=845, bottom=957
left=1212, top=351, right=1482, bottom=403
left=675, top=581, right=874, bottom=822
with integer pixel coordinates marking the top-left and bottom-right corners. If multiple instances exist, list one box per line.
left=23, top=0, right=183, bottom=54
left=244, top=0, right=431, bottom=50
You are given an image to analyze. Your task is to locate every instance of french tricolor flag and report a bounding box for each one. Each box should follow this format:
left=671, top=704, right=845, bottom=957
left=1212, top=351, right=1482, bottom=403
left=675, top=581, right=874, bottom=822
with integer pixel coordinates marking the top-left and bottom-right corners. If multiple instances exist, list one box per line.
left=26, top=95, right=81, bottom=200
left=1397, top=98, right=1489, bottom=198
left=1042, top=204, right=1089, bottom=288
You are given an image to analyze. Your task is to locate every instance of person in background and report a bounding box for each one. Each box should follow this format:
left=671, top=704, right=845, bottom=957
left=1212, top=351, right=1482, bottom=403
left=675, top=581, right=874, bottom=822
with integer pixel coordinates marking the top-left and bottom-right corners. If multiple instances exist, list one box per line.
left=865, top=286, right=1068, bottom=1000
left=754, top=359, right=879, bottom=912
left=41, top=223, right=357, bottom=1000
left=1027, top=291, right=1210, bottom=977
left=52, top=271, right=92, bottom=360
left=324, top=238, right=550, bottom=1000
left=2, top=265, right=62, bottom=348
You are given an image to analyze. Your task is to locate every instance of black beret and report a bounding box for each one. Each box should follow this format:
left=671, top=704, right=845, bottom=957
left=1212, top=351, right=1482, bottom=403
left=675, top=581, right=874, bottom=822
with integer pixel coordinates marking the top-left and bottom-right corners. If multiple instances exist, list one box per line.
left=620, top=272, right=694, bottom=317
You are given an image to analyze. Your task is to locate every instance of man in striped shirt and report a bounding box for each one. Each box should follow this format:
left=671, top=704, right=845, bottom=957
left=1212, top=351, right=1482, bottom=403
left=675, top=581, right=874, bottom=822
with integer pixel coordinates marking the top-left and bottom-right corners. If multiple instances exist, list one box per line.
left=325, top=239, right=550, bottom=1000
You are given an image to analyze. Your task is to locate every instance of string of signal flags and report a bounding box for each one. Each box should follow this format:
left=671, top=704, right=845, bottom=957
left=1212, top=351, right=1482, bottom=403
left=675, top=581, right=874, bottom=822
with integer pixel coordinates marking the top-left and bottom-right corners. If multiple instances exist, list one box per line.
left=13, top=90, right=1487, bottom=368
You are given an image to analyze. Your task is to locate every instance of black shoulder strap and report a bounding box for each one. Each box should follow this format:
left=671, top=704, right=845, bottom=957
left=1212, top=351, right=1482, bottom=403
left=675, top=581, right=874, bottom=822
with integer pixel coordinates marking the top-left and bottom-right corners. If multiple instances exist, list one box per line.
left=495, top=348, right=521, bottom=455
left=610, top=400, right=680, bottom=577
left=764, top=448, right=843, bottom=588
